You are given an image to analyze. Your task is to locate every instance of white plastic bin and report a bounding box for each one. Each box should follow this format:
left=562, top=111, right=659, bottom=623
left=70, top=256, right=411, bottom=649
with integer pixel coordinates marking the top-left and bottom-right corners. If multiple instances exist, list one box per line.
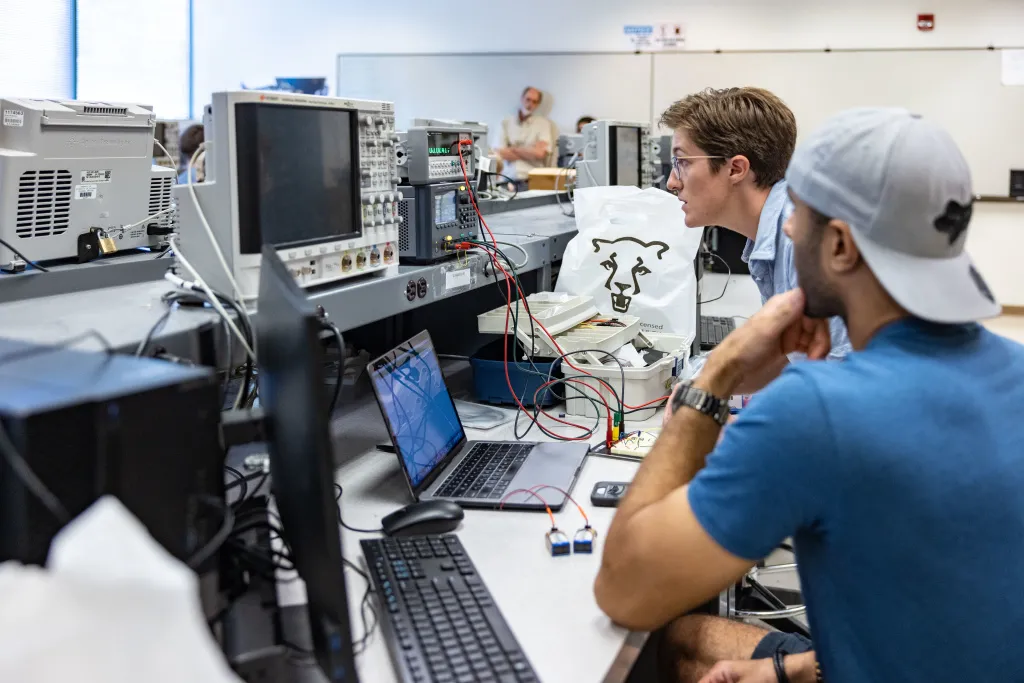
left=562, top=333, right=693, bottom=420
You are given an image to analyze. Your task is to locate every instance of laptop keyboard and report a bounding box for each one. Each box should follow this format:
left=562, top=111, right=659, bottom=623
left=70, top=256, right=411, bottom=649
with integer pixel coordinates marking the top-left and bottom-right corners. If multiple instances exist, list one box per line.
left=435, top=443, right=532, bottom=500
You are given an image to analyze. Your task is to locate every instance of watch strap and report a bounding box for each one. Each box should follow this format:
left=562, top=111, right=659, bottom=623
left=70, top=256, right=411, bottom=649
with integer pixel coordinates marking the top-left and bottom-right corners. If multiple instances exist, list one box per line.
left=671, top=380, right=730, bottom=426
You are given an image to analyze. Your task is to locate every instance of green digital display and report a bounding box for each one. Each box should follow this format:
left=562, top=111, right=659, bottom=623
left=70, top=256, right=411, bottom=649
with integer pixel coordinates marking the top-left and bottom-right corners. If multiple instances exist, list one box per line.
left=427, top=131, right=464, bottom=157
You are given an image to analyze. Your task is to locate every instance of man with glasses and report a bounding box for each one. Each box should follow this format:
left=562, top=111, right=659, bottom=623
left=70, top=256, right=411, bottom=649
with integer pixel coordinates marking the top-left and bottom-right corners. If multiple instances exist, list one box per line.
left=664, top=88, right=851, bottom=369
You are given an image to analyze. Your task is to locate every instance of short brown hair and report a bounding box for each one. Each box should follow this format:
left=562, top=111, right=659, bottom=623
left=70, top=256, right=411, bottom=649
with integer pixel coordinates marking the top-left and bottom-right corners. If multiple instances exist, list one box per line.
left=660, top=87, right=796, bottom=189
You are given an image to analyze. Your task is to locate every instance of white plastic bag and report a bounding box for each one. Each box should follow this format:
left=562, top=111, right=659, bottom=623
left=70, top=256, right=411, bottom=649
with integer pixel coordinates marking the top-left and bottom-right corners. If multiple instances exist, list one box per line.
left=557, top=186, right=703, bottom=338
left=0, top=497, right=242, bottom=683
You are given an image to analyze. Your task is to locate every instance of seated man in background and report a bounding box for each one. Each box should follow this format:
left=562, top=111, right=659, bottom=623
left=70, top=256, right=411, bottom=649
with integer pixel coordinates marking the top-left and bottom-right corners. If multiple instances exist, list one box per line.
left=663, top=88, right=850, bottom=368
left=575, top=115, right=595, bottom=133
left=177, top=123, right=204, bottom=184
left=594, top=108, right=1024, bottom=683
left=498, top=86, right=554, bottom=188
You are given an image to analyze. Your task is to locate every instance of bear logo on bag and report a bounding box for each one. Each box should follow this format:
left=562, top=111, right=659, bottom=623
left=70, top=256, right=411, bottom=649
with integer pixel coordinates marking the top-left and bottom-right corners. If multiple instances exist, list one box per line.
left=592, top=237, right=670, bottom=313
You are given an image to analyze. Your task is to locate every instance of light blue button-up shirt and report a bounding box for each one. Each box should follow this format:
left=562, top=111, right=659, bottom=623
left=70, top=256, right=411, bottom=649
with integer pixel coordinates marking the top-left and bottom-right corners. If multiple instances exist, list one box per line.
left=742, top=180, right=852, bottom=360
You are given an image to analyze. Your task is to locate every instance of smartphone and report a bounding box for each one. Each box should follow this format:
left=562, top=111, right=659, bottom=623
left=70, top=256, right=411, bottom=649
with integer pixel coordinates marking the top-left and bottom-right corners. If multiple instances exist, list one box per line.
left=591, top=481, right=630, bottom=507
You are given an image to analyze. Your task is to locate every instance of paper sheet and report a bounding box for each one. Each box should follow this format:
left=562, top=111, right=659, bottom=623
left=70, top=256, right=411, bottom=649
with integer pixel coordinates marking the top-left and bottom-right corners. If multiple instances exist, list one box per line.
left=1001, top=49, right=1024, bottom=86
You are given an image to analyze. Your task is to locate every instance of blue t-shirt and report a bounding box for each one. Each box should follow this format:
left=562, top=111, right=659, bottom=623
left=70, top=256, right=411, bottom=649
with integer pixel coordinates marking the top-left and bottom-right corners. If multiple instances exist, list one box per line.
left=743, top=180, right=852, bottom=360
left=689, top=319, right=1024, bottom=683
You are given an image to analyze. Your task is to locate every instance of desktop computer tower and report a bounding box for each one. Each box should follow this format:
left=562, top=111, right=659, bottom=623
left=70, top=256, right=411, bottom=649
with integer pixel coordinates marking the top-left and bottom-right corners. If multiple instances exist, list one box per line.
left=0, top=338, right=224, bottom=567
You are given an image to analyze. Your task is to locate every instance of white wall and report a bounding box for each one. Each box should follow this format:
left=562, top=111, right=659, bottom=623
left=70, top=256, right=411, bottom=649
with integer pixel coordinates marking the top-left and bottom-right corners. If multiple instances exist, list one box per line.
left=192, top=0, right=1024, bottom=306
left=193, top=0, right=1024, bottom=107
left=968, top=204, right=1024, bottom=308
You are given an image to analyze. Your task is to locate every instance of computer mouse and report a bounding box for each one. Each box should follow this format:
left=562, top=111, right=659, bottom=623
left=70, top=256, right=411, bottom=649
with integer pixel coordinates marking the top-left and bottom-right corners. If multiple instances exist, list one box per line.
left=381, top=500, right=465, bottom=537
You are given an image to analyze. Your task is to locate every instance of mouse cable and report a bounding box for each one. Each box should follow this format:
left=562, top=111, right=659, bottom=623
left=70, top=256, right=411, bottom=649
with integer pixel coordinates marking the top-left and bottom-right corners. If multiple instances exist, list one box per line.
left=334, top=484, right=384, bottom=534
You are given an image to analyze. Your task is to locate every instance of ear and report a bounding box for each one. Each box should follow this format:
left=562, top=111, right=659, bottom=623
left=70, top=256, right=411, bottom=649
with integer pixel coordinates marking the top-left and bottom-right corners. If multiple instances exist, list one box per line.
left=592, top=238, right=611, bottom=253
left=826, top=220, right=861, bottom=274
left=726, top=155, right=752, bottom=186
left=652, top=242, right=669, bottom=259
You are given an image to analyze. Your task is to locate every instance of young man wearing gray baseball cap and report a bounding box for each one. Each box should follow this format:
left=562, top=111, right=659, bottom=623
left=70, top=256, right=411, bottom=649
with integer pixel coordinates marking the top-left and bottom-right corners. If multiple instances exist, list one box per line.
left=595, top=108, right=1023, bottom=683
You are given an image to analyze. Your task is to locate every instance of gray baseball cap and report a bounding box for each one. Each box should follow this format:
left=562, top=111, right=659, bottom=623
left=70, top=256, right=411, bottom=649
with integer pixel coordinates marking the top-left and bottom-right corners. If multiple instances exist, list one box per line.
left=785, top=107, right=1000, bottom=323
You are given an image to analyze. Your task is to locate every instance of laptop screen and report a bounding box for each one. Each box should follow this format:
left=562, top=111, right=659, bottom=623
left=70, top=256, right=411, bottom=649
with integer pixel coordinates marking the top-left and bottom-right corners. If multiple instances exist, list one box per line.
left=367, top=331, right=466, bottom=489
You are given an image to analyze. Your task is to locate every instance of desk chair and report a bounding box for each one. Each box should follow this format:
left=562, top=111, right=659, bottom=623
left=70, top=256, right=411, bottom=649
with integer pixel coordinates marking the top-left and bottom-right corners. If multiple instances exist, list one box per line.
left=721, top=551, right=809, bottom=638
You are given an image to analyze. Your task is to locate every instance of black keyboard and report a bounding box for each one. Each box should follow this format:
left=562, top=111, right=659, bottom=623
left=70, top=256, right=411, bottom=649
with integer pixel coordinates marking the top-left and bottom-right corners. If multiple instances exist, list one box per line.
left=434, top=443, right=532, bottom=500
left=700, top=315, right=737, bottom=350
left=362, top=535, right=540, bottom=683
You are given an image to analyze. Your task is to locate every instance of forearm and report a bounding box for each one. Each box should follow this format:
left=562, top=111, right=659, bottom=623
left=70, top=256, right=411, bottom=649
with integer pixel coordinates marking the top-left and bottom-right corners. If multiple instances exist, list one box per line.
left=602, top=361, right=741, bottom=564
left=786, top=651, right=818, bottom=683
left=595, top=359, right=753, bottom=627
left=510, top=145, right=544, bottom=161
left=612, top=362, right=741, bottom=522
left=610, top=407, right=718, bottom=525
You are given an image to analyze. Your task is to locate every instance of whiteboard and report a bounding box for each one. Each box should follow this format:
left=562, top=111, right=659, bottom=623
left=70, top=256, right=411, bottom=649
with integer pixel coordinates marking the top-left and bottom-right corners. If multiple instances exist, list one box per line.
left=337, top=53, right=653, bottom=150
left=651, top=50, right=1024, bottom=196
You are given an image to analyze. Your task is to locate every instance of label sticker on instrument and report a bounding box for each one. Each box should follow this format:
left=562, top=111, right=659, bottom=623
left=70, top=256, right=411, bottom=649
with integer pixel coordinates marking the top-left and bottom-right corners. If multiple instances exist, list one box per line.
left=81, top=169, right=112, bottom=183
left=445, top=268, right=471, bottom=291
left=2, top=110, right=24, bottom=127
left=75, top=184, right=98, bottom=200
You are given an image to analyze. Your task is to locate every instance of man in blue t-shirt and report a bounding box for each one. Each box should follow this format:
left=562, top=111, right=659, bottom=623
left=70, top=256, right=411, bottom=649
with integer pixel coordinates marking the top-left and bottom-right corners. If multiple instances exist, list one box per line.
left=595, top=108, right=1022, bottom=683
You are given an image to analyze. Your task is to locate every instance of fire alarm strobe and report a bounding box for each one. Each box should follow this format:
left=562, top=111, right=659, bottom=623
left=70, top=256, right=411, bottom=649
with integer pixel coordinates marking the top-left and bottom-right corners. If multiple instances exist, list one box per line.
left=918, top=14, right=935, bottom=31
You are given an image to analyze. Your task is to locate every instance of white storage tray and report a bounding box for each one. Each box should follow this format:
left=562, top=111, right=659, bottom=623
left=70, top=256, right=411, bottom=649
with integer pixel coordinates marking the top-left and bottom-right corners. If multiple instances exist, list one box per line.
left=562, top=332, right=693, bottom=419
left=477, top=292, right=642, bottom=363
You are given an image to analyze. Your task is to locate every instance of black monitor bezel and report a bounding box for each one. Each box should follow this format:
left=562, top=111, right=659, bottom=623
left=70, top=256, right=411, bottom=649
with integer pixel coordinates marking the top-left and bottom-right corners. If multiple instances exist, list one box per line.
left=255, top=245, right=358, bottom=681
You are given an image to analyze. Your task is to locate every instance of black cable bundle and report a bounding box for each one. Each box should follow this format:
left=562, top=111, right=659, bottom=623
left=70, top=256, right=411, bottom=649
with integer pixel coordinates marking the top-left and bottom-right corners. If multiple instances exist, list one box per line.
left=160, top=287, right=256, bottom=408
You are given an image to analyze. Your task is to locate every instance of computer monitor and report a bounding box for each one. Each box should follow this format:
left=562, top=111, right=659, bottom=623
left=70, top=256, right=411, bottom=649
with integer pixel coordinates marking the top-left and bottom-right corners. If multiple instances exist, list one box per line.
left=610, top=125, right=641, bottom=187
left=173, top=90, right=401, bottom=300
left=255, top=244, right=358, bottom=682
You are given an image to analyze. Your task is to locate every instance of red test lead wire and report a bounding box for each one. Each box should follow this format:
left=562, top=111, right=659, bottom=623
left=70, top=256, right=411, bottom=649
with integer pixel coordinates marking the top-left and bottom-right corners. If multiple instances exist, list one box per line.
left=498, top=488, right=555, bottom=528
left=528, top=484, right=590, bottom=527
left=454, top=142, right=651, bottom=440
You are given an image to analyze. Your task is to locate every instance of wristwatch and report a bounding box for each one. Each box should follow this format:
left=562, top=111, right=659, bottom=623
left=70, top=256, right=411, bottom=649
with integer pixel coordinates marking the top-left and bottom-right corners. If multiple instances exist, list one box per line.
left=670, top=380, right=730, bottom=426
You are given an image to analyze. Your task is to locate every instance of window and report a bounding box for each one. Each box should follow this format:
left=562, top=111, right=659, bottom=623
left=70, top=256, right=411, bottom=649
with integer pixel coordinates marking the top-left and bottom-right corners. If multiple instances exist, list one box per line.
left=0, top=0, right=74, bottom=99
left=76, top=0, right=191, bottom=119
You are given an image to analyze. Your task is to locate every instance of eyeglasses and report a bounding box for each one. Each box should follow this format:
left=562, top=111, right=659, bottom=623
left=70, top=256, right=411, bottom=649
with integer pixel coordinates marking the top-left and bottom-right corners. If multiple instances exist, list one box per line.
left=671, top=155, right=727, bottom=179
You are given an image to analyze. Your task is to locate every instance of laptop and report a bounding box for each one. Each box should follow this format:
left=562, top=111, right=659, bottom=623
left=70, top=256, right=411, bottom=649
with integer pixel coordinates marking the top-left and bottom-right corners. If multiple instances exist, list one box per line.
left=367, top=330, right=589, bottom=511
